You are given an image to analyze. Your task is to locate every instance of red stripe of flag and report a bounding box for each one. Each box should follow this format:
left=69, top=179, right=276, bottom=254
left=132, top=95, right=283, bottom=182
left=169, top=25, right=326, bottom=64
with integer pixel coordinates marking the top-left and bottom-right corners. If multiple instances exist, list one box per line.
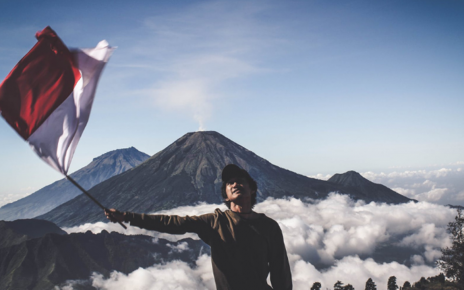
left=0, top=26, right=81, bottom=140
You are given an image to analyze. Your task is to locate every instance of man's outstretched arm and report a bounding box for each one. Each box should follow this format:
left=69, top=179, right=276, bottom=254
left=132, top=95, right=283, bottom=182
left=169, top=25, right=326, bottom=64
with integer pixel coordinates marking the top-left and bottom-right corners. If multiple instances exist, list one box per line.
left=104, top=208, right=213, bottom=235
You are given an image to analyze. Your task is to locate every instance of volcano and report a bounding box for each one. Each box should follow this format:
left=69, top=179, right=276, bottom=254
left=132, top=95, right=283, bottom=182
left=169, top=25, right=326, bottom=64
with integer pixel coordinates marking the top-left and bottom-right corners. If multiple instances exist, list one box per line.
left=37, top=131, right=412, bottom=227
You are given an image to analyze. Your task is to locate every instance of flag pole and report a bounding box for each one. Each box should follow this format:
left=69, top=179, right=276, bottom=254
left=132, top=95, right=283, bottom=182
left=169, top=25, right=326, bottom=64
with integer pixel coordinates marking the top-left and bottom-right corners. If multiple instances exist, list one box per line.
left=65, top=175, right=127, bottom=229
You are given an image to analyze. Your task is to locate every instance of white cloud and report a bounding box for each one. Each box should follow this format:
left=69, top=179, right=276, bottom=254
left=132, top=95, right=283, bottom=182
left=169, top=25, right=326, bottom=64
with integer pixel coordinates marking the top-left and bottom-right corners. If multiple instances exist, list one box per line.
left=155, top=202, right=228, bottom=217
left=455, top=190, right=464, bottom=201
left=255, top=194, right=454, bottom=268
left=167, top=241, right=189, bottom=253
left=399, top=223, right=450, bottom=249
left=362, top=168, right=455, bottom=181
left=89, top=254, right=215, bottom=290
left=151, top=78, right=213, bottom=131
left=63, top=194, right=457, bottom=289
left=0, top=188, right=37, bottom=208
left=308, top=173, right=332, bottom=180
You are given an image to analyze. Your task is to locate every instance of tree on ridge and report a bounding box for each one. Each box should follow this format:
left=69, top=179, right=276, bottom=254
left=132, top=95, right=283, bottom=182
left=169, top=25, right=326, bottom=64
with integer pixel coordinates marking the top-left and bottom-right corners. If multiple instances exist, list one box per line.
left=344, top=284, right=354, bottom=290
left=311, top=282, right=321, bottom=290
left=365, top=278, right=376, bottom=290
left=387, top=276, right=398, bottom=290
left=437, top=209, right=464, bottom=285
left=334, top=280, right=344, bottom=290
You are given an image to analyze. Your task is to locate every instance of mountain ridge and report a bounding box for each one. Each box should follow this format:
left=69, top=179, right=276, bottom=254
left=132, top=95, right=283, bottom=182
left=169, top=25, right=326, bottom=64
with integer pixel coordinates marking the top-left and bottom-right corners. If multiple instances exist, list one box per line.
left=38, top=131, right=413, bottom=227
left=0, top=228, right=208, bottom=290
left=328, top=170, right=413, bottom=204
left=0, top=219, right=66, bottom=249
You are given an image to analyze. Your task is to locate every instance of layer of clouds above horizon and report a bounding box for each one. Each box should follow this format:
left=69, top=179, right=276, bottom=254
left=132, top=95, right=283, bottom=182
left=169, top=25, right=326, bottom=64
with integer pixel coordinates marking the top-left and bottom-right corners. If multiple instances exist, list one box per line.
left=63, top=194, right=455, bottom=289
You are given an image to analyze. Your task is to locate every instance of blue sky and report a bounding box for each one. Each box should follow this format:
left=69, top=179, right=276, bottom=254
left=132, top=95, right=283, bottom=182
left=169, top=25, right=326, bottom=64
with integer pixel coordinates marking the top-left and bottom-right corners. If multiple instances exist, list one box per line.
left=0, top=0, right=463, bottom=204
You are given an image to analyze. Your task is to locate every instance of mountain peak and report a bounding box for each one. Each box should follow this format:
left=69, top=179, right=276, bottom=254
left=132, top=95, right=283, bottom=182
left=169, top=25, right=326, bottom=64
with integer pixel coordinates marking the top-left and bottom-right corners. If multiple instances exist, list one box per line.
left=92, top=146, right=148, bottom=162
left=189, top=130, right=221, bottom=135
left=345, top=170, right=361, bottom=176
left=0, top=147, right=150, bottom=221
left=328, top=170, right=412, bottom=203
left=328, top=170, right=365, bottom=187
left=179, top=131, right=233, bottom=145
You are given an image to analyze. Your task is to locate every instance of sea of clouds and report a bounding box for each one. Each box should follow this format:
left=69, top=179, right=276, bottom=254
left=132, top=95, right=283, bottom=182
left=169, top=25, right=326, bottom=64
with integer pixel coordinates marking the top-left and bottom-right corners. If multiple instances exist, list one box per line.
left=63, top=192, right=457, bottom=290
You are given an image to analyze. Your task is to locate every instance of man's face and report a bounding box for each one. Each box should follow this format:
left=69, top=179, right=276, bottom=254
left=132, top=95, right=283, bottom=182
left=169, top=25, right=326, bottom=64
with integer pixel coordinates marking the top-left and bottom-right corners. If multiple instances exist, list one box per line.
left=225, top=176, right=255, bottom=204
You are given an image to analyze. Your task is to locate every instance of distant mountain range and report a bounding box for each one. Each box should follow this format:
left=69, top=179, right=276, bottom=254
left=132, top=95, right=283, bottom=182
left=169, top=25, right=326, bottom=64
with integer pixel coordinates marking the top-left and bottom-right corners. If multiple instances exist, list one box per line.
left=37, top=131, right=413, bottom=227
left=0, top=219, right=208, bottom=290
left=0, top=147, right=149, bottom=221
left=0, top=219, right=66, bottom=249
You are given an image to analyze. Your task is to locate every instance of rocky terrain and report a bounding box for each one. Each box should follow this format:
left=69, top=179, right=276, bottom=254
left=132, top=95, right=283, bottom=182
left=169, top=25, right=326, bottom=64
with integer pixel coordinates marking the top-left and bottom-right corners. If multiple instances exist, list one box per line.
left=0, top=219, right=208, bottom=290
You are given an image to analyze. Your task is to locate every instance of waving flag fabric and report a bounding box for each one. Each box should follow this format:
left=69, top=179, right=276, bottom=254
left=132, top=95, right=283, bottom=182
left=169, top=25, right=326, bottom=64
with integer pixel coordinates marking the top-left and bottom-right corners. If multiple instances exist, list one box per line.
left=0, top=26, right=113, bottom=175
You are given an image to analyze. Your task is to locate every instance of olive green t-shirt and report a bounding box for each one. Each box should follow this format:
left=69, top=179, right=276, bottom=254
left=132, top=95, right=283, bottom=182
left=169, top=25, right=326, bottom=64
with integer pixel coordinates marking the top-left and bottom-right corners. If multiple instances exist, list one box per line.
left=125, top=209, right=292, bottom=290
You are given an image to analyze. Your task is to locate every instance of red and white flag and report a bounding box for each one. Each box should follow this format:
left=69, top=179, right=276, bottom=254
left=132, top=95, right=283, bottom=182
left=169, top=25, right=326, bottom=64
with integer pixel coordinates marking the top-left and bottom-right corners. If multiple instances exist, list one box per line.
left=0, top=26, right=114, bottom=175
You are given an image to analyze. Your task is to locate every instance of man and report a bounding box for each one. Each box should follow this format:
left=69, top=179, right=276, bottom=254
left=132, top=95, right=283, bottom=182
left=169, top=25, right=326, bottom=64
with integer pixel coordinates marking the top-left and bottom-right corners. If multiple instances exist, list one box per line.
left=105, top=164, right=292, bottom=290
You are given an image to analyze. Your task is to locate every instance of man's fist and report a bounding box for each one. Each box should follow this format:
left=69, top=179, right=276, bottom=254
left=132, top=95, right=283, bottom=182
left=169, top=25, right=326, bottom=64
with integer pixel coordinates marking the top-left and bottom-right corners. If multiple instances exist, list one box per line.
left=105, top=208, right=125, bottom=223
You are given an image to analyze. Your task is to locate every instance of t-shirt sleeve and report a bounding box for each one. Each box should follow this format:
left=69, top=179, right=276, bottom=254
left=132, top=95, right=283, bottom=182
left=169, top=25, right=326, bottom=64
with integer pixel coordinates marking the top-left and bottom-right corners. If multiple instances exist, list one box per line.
left=125, top=212, right=214, bottom=236
left=269, top=223, right=293, bottom=290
